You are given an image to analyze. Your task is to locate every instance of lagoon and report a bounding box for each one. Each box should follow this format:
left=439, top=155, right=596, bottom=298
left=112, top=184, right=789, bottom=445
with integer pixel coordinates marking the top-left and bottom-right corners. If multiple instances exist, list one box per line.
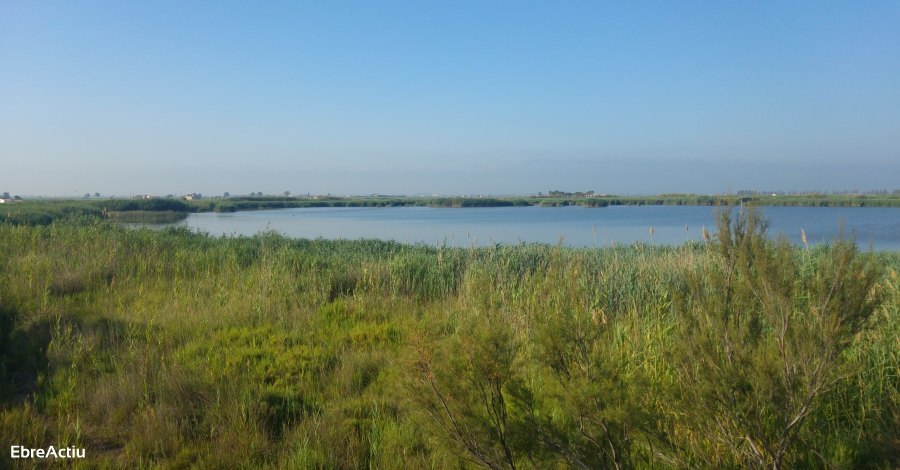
left=166, top=205, right=900, bottom=250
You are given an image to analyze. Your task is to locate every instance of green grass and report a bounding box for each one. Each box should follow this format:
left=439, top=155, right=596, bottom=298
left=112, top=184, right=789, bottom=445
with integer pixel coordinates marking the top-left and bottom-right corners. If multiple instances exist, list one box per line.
left=0, top=210, right=898, bottom=468
left=0, top=199, right=189, bottom=226
left=110, top=211, right=189, bottom=224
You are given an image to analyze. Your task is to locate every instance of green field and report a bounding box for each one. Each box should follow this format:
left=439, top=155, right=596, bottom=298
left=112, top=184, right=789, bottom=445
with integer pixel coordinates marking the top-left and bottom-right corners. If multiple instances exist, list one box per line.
left=1, top=205, right=899, bottom=468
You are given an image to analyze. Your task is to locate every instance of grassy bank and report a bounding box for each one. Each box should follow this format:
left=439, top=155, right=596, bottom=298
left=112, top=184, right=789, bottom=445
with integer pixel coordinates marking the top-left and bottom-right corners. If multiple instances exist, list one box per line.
left=1, top=208, right=898, bottom=468
left=1, top=199, right=189, bottom=226
left=534, top=193, right=900, bottom=207
left=187, top=196, right=533, bottom=213
left=108, top=211, right=188, bottom=224
left=3, top=193, right=899, bottom=227
left=190, top=193, right=900, bottom=211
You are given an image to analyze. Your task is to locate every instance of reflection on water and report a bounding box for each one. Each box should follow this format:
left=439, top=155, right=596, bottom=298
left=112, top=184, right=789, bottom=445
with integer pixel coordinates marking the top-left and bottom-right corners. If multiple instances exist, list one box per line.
left=154, top=205, right=900, bottom=250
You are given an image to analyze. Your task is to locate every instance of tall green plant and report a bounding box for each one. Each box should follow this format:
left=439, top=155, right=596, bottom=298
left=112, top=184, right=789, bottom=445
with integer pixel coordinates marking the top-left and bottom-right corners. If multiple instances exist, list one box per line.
left=508, top=255, right=647, bottom=470
left=665, top=206, right=883, bottom=468
left=408, top=315, right=527, bottom=470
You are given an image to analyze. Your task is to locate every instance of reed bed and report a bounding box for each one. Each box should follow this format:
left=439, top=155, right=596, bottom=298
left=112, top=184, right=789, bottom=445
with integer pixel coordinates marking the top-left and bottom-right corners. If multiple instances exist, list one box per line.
left=4, top=193, right=900, bottom=227
left=0, top=211, right=898, bottom=468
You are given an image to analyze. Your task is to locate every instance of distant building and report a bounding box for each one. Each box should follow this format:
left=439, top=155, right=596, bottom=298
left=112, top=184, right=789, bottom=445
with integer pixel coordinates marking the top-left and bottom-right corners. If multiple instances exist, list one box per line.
left=0, top=198, right=10, bottom=204
left=547, top=190, right=597, bottom=198
left=183, top=193, right=202, bottom=200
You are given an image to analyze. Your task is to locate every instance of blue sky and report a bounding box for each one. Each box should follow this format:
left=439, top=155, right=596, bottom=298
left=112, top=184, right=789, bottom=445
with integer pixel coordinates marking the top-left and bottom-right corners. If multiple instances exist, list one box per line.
left=2, top=1, right=898, bottom=196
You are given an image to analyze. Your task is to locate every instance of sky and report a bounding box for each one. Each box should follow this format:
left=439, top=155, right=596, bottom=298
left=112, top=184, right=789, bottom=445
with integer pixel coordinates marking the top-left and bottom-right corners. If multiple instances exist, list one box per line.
left=2, top=1, right=899, bottom=197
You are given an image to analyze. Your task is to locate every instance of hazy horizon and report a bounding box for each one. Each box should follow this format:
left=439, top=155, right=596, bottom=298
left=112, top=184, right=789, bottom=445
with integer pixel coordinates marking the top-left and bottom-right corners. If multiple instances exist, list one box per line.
left=9, top=157, right=900, bottom=199
left=3, top=2, right=898, bottom=196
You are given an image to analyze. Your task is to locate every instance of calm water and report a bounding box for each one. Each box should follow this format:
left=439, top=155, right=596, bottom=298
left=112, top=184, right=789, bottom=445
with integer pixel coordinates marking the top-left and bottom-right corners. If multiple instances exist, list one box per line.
left=164, top=206, right=900, bottom=250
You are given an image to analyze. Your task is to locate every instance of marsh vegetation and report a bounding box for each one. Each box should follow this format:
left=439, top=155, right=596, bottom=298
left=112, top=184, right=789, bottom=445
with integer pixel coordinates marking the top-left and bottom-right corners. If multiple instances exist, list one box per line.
left=1, top=206, right=898, bottom=468
left=5, top=192, right=900, bottom=228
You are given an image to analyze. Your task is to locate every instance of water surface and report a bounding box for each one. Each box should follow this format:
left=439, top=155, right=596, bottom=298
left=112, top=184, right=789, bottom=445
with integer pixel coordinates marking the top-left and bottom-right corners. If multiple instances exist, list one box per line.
left=156, top=205, right=900, bottom=250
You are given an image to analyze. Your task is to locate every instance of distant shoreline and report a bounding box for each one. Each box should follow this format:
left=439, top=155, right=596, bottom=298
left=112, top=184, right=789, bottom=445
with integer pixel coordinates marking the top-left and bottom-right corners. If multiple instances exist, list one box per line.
left=181, top=194, right=900, bottom=213
left=5, top=194, right=900, bottom=226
